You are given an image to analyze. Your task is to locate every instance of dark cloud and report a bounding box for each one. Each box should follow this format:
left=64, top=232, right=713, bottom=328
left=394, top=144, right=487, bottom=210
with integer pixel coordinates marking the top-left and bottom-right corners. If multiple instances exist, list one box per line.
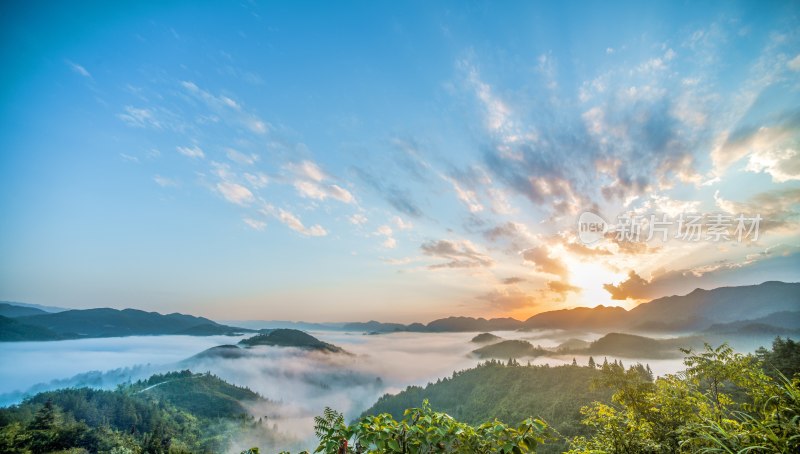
left=421, top=239, right=494, bottom=269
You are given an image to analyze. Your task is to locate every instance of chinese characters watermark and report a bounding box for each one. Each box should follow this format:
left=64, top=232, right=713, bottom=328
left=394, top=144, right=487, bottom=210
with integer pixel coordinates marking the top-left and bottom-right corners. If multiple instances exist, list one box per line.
left=577, top=211, right=761, bottom=245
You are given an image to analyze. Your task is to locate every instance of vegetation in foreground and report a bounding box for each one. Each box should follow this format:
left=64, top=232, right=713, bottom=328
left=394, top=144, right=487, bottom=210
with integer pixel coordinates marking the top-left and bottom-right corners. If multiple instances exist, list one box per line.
left=272, top=337, right=800, bottom=453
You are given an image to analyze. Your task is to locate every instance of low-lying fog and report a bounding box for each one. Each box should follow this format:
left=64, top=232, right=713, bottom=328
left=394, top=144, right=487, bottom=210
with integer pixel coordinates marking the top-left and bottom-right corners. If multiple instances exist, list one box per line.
left=0, top=329, right=767, bottom=452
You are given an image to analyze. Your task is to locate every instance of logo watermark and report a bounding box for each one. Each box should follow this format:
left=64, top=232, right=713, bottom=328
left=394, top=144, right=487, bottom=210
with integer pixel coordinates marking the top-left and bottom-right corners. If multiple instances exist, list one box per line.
left=577, top=211, right=761, bottom=245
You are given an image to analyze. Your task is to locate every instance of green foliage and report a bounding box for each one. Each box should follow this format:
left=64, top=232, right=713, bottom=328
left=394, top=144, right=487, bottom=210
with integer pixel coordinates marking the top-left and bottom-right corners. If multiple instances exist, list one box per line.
left=569, top=340, right=800, bottom=453
left=310, top=400, right=552, bottom=453
left=361, top=360, right=611, bottom=453
left=755, top=336, right=800, bottom=380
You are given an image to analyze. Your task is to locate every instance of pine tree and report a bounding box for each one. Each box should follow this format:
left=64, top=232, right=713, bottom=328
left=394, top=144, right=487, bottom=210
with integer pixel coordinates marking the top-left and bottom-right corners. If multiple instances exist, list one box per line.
left=572, top=357, right=577, bottom=366
left=588, top=356, right=596, bottom=368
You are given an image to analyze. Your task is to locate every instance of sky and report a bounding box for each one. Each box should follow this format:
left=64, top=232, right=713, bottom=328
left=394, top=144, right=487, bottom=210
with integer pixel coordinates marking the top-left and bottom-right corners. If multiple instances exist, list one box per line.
left=1, top=0, right=799, bottom=323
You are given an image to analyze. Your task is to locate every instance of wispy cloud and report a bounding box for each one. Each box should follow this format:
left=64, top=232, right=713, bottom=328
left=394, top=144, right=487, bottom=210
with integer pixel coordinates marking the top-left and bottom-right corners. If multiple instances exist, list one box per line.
left=176, top=145, right=205, bottom=159
left=217, top=182, right=254, bottom=205
left=66, top=60, right=92, bottom=79
left=276, top=209, right=327, bottom=237
left=421, top=239, right=494, bottom=269
left=153, top=175, right=178, bottom=187
left=243, top=218, right=266, bottom=231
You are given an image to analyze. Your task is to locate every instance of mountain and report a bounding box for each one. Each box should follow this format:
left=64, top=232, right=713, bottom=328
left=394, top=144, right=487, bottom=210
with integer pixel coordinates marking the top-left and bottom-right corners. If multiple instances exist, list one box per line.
left=472, top=339, right=548, bottom=359
left=7, top=308, right=250, bottom=340
left=626, top=281, right=800, bottom=331
left=361, top=361, right=613, bottom=453
left=341, top=320, right=413, bottom=332
left=0, top=302, right=50, bottom=318
left=554, top=338, right=590, bottom=352
left=574, top=332, right=704, bottom=359
left=470, top=332, right=503, bottom=343
left=238, top=328, right=347, bottom=353
left=0, top=301, right=67, bottom=314
left=704, top=311, right=800, bottom=335
left=516, top=281, right=800, bottom=333
left=521, top=305, right=628, bottom=331
left=426, top=316, right=523, bottom=332
left=0, top=315, right=67, bottom=341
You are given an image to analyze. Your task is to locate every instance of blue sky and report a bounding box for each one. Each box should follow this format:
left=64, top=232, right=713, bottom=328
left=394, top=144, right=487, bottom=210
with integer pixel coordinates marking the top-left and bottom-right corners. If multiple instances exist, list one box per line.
left=1, top=1, right=799, bottom=322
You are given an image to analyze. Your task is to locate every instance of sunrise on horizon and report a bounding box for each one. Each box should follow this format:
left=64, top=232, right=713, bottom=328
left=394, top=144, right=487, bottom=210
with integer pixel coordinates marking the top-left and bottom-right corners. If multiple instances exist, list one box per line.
left=1, top=2, right=799, bottom=453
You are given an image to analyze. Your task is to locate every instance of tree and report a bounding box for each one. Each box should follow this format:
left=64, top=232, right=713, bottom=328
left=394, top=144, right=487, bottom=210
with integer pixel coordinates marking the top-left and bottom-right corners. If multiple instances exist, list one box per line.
left=310, top=400, right=552, bottom=453
left=588, top=357, right=596, bottom=369
left=572, top=358, right=577, bottom=367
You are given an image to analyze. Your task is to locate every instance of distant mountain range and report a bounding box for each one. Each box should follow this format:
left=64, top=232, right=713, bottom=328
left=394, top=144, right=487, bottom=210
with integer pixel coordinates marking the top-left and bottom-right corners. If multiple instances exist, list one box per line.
left=327, top=281, right=800, bottom=334
left=0, top=306, right=252, bottom=341
left=2, top=281, right=797, bottom=342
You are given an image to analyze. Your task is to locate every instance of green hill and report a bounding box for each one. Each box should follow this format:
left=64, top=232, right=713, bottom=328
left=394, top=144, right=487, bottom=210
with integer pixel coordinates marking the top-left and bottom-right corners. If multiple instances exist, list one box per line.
left=580, top=332, right=703, bottom=359
left=0, top=371, right=286, bottom=453
left=361, top=361, right=612, bottom=453
left=470, top=332, right=503, bottom=343
left=131, top=370, right=263, bottom=419
left=472, top=339, right=548, bottom=359
left=239, top=328, right=347, bottom=353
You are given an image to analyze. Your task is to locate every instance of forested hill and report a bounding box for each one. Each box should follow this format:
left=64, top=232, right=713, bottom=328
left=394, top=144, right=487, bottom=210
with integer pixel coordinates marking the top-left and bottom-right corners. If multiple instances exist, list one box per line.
left=362, top=361, right=614, bottom=453
left=0, top=371, right=288, bottom=453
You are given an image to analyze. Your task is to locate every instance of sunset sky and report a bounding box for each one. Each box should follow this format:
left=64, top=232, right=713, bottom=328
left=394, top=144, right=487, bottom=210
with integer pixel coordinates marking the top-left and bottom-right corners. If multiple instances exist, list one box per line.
left=1, top=1, right=799, bottom=322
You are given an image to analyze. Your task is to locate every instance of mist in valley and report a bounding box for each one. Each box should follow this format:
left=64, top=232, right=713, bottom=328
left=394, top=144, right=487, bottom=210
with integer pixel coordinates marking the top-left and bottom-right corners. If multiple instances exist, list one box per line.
left=0, top=328, right=780, bottom=452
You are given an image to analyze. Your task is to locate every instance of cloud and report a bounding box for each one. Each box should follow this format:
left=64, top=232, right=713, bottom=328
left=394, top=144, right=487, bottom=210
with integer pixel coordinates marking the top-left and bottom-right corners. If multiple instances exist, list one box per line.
left=483, top=221, right=534, bottom=249
left=375, top=225, right=396, bottom=249
left=288, top=161, right=354, bottom=204
left=66, top=60, right=91, bottom=78
left=226, top=148, right=259, bottom=165
left=153, top=175, right=178, bottom=187
left=217, top=182, right=254, bottom=205
left=421, top=239, right=494, bottom=269
left=355, top=167, right=423, bottom=218
left=349, top=214, right=368, bottom=225
left=604, top=271, right=650, bottom=300
left=244, top=172, right=269, bottom=189
left=604, top=246, right=800, bottom=300
left=788, top=54, right=800, bottom=72
left=521, top=246, right=568, bottom=279
left=287, top=160, right=326, bottom=182
left=118, top=106, right=161, bottom=129
left=180, top=80, right=269, bottom=134
left=444, top=176, right=484, bottom=213
left=277, top=209, right=327, bottom=237
left=119, top=153, right=139, bottom=163
left=712, top=109, right=800, bottom=181
left=243, top=218, right=266, bottom=231
left=392, top=217, right=413, bottom=230
left=502, top=276, right=526, bottom=285
left=714, top=187, right=800, bottom=235
left=547, top=280, right=580, bottom=295
left=477, top=286, right=537, bottom=311
left=176, top=145, right=205, bottom=159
